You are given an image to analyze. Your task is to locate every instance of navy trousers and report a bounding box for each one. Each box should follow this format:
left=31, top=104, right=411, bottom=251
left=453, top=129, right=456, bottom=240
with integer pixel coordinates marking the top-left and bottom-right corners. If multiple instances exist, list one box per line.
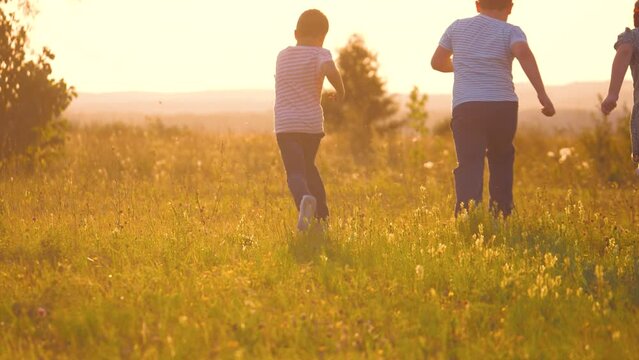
left=451, top=101, right=518, bottom=217
left=276, top=133, right=329, bottom=220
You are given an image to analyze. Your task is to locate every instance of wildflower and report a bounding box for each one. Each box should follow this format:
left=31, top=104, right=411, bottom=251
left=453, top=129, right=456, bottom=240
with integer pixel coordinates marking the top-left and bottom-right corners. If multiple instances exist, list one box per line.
left=415, top=265, right=424, bottom=280
left=595, top=265, right=605, bottom=284
left=36, top=307, right=47, bottom=318
left=423, top=162, right=435, bottom=170
left=605, top=238, right=618, bottom=255
left=179, top=316, right=188, bottom=326
left=437, top=243, right=447, bottom=255
left=167, top=336, right=176, bottom=357
left=559, top=147, right=573, bottom=163
left=544, top=253, right=558, bottom=269
left=540, top=285, right=548, bottom=298
left=473, top=233, right=485, bottom=248
left=547, top=151, right=556, bottom=158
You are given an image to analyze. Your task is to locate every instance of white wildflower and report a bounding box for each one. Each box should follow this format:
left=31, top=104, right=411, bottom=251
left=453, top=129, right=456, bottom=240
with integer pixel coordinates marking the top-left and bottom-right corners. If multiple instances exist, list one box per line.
left=415, top=265, right=424, bottom=280
left=559, top=147, right=573, bottom=163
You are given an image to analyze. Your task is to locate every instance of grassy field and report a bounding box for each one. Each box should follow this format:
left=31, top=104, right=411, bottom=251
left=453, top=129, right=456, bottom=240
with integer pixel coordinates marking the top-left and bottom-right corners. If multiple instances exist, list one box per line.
left=1, top=119, right=638, bottom=359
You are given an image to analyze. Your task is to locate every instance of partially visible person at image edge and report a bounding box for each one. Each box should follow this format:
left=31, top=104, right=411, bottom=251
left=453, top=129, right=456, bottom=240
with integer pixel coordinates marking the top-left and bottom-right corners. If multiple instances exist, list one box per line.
left=431, top=0, right=556, bottom=217
left=601, top=1, right=639, bottom=166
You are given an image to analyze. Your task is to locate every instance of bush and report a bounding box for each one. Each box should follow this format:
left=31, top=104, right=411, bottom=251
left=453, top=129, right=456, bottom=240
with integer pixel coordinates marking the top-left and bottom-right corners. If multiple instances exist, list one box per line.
left=0, top=2, right=75, bottom=161
left=579, top=110, right=635, bottom=184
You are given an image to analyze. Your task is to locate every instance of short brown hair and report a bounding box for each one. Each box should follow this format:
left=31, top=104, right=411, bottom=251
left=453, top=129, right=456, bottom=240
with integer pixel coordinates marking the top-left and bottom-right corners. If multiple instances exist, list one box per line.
left=478, top=0, right=513, bottom=10
left=296, top=9, right=329, bottom=38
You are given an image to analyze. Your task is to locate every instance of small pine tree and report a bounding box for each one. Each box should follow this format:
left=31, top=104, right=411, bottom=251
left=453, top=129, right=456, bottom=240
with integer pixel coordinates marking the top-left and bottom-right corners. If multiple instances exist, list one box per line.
left=321, top=34, right=398, bottom=154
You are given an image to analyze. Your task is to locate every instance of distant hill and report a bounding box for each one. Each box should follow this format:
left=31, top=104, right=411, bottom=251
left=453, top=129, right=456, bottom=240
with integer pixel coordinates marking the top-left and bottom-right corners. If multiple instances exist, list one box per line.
left=416, top=81, right=635, bottom=132
left=65, top=81, right=635, bottom=132
left=421, top=81, right=633, bottom=114
left=68, top=90, right=275, bottom=114
left=67, top=90, right=276, bottom=132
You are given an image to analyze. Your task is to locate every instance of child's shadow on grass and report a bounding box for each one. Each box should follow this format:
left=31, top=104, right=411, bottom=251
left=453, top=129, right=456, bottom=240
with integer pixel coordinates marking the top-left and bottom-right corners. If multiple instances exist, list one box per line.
left=288, top=227, right=352, bottom=266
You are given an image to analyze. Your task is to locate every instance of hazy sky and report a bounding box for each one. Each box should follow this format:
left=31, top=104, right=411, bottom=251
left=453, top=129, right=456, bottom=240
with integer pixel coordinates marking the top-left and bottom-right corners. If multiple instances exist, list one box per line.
left=26, top=0, right=636, bottom=94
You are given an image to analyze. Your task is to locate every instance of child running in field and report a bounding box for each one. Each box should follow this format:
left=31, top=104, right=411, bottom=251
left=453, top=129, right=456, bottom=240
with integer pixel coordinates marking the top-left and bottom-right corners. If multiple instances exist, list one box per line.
left=431, top=0, right=555, bottom=217
left=274, top=9, right=345, bottom=231
left=601, top=1, right=639, bottom=169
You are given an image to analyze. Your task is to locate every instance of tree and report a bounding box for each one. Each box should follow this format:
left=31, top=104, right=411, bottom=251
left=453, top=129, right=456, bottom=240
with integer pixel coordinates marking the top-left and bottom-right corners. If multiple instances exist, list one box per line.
left=0, top=0, right=75, bottom=160
left=321, top=34, right=398, bottom=154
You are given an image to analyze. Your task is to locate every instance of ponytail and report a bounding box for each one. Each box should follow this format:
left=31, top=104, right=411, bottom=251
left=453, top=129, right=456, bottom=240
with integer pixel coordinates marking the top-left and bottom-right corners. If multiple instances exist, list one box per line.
left=635, top=1, right=639, bottom=28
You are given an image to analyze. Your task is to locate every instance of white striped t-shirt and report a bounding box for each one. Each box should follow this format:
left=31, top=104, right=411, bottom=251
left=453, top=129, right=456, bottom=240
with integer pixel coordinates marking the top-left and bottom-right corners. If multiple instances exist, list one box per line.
left=274, top=46, right=333, bottom=134
left=439, top=14, right=527, bottom=109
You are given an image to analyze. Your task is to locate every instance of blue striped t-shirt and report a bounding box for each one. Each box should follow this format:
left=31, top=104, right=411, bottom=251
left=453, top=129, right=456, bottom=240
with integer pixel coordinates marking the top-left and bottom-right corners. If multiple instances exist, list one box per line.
left=439, top=14, right=527, bottom=109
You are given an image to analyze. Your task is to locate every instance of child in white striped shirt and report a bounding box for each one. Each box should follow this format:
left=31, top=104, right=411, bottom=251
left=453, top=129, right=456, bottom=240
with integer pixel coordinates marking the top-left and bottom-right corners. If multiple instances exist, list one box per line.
left=274, top=9, right=345, bottom=231
left=431, top=0, right=555, bottom=217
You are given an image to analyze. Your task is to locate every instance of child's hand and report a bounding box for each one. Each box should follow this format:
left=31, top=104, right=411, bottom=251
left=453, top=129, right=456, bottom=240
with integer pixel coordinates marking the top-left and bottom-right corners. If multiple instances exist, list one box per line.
left=601, top=95, right=618, bottom=115
left=538, top=93, right=555, bottom=117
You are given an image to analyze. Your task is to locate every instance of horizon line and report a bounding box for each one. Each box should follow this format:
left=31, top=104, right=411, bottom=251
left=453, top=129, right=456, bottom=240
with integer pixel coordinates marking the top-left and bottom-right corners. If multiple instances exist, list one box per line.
left=74, top=80, right=625, bottom=97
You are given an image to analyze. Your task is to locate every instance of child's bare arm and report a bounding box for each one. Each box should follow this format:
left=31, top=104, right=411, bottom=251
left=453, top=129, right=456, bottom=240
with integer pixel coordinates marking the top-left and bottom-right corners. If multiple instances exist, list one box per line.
left=431, top=46, right=454, bottom=73
left=512, top=42, right=555, bottom=117
left=602, top=43, right=633, bottom=115
left=322, top=61, right=345, bottom=101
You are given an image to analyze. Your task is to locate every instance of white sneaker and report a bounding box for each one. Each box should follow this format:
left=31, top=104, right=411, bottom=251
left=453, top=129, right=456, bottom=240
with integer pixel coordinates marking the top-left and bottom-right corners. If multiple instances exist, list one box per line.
left=297, top=195, right=317, bottom=231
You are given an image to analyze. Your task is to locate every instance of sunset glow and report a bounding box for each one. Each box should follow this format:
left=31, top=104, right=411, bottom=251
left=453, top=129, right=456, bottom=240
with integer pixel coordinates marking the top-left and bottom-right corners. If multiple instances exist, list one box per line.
left=29, top=0, right=636, bottom=94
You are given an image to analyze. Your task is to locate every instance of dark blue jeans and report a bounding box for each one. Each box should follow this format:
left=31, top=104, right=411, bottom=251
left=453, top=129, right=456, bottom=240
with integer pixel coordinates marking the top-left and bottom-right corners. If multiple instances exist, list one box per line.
left=276, top=133, right=329, bottom=220
left=451, top=101, right=518, bottom=217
